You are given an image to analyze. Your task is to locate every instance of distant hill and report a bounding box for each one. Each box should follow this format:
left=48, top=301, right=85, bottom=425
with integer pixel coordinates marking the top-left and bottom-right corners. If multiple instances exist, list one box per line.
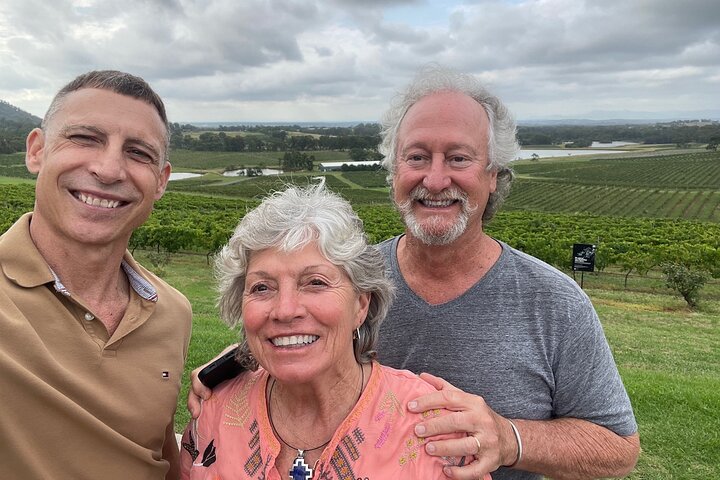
left=0, top=100, right=41, bottom=124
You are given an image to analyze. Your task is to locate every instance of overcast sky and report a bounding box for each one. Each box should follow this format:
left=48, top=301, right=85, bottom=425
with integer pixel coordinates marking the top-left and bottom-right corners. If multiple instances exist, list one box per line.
left=1, top=0, right=718, bottom=123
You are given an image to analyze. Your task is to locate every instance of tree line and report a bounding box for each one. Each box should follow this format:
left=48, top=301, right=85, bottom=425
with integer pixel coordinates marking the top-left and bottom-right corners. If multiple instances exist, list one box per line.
left=168, top=122, right=382, bottom=153
left=517, top=122, right=720, bottom=147
left=2, top=117, right=719, bottom=155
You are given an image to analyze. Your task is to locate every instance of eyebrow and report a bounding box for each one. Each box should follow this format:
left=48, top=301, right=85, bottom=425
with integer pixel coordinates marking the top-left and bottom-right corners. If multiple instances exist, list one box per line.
left=245, top=264, right=337, bottom=279
left=59, top=124, right=106, bottom=138
left=59, top=124, right=162, bottom=163
left=400, top=142, right=479, bottom=157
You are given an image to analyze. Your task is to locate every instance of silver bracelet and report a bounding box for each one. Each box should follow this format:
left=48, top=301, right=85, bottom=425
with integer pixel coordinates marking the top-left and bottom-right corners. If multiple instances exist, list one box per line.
left=506, top=419, right=523, bottom=468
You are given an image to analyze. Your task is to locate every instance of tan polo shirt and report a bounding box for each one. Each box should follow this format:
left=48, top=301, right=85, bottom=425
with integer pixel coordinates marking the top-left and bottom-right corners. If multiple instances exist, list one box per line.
left=0, top=213, right=192, bottom=480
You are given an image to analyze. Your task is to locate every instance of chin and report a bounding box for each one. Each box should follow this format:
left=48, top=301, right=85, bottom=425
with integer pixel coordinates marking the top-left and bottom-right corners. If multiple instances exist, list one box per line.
left=407, top=217, right=468, bottom=246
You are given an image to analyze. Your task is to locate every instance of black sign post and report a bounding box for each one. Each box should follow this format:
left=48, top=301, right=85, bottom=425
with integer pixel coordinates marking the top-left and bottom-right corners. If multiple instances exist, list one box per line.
left=572, top=243, right=596, bottom=288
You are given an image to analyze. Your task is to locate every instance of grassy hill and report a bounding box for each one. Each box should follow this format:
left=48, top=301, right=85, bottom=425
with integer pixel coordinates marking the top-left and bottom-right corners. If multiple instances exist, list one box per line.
left=0, top=100, right=41, bottom=123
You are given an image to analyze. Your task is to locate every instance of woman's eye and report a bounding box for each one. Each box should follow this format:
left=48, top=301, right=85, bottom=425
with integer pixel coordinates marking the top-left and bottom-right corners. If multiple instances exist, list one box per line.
left=249, top=283, right=269, bottom=294
left=308, top=278, right=328, bottom=287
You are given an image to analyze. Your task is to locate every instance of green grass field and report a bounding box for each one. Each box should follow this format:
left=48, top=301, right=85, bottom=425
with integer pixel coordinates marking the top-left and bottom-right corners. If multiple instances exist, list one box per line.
left=143, top=251, right=719, bottom=479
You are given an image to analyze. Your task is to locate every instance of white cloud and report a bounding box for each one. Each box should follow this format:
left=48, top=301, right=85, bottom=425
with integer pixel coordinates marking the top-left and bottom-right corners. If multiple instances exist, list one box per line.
left=1, top=0, right=718, bottom=121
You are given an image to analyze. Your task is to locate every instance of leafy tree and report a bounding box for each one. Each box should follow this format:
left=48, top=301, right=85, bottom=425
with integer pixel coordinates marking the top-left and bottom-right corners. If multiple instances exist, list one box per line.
left=706, top=136, right=719, bottom=151
left=349, top=148, right=369, bottom=161
left=660, top=262, right=709, bottom=309
left=280, top=150, right=314, bottom=171
left=617, top=252, right=655, bottom=288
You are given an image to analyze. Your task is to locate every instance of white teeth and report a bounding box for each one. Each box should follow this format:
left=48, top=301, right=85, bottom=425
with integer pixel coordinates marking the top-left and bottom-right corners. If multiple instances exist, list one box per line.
left=78, top=193, right=120, bottom=209
left=423, top=199, right=454, bottom=207
left=271, top=335, right=319, bottom=347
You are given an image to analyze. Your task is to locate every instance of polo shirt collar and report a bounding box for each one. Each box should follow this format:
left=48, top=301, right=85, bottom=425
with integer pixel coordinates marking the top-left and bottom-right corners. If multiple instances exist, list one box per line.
left=1, top=213, right=158, bottom=302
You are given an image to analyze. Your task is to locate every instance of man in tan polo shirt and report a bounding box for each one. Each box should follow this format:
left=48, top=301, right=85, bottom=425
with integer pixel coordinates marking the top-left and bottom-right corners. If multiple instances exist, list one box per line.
left=0, top=71, right=192, bottom=480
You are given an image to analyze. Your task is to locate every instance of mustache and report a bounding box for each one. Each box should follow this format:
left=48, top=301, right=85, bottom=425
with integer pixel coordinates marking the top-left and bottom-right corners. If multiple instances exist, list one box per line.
left=397, top=186, right=477, bottom=214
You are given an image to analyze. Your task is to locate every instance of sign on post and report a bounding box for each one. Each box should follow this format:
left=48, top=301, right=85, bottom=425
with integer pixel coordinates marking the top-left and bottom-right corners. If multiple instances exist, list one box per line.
left=572, top=243, right=596, bottom=272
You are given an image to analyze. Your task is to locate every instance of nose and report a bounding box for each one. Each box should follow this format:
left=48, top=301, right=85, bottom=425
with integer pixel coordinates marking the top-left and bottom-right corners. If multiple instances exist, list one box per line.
left=422, top=154, right=452, bottom=192
left=89, top=146, right=127, bottom=184
left=271, top=284, right=306, bottom=322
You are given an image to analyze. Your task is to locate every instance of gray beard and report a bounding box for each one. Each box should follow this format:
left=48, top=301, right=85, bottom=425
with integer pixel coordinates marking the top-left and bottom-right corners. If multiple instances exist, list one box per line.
left=396, top=187, right=478, bottom=246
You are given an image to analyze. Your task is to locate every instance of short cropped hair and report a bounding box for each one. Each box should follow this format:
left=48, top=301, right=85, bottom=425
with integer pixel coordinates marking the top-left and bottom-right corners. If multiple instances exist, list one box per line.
left=379, top=64, right=519, bottom=222
left=215, top=184, right=395, bottom=369
left=42, top=70, right=170, bottom=161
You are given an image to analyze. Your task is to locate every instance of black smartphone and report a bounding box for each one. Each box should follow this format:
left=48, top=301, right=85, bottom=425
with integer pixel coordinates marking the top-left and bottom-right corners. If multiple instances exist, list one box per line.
left=197, top=346, right=245, bottom=389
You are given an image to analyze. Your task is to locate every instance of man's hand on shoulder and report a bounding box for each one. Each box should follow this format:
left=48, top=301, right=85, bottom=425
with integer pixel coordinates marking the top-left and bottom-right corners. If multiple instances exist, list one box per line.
left=408, top=372, right=518, bottom=480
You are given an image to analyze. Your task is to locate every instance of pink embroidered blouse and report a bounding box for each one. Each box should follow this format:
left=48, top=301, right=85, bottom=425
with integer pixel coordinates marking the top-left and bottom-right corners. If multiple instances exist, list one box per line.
left=180, top=362, right=479, bottom=479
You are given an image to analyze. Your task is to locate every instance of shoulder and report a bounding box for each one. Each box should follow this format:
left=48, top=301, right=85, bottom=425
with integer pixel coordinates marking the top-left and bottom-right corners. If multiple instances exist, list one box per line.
left=367, top=365, right=468, bottom=471
left=377, top=365, right=436, bottom=396
left=377, top=236, right=400, bottom=257
left=197, top=369, right=263, bottom=427
left=497, top=241, right=590, bottom=301
left=375, top=365, right=458, bottom=424
left=0, top=213, right=33, bottom=258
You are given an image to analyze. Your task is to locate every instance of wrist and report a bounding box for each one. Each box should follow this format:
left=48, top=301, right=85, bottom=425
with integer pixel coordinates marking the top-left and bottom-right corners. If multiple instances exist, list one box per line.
left=504, top=419, right=523, bottom=468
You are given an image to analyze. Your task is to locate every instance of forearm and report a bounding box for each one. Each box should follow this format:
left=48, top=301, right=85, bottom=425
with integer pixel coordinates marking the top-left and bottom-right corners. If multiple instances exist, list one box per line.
left=511, top=417, right=639, bottom=480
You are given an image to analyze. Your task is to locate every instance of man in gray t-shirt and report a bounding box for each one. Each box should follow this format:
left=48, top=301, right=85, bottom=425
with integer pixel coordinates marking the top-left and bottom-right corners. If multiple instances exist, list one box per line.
left=374, top=65, right=640, bottom=479
left=189, top=65, right=640, bottom=480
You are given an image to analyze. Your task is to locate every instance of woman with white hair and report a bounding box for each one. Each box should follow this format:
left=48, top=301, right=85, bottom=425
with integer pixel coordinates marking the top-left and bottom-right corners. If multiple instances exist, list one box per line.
left=180, top=184, right=489, bottom=480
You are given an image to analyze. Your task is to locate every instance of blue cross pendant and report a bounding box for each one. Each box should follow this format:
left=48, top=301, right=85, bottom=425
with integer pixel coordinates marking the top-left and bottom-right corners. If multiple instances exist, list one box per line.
left=289, top=449, right=313, bottom=480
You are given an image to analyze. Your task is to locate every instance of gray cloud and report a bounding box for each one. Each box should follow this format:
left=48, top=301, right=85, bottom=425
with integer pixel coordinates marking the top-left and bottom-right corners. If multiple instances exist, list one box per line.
left=0, top=0, right=718, bottom=121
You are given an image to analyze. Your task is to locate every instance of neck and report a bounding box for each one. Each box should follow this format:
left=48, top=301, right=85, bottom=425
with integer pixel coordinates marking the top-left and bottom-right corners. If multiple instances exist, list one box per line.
left=29, top=218, right=132, bottom=335
left=267, top=363, right=366, bottom=452
left=397, top=230, right=502, bottom=305
left=400, top=229, right=499, bottom=277
left=30, top=218, right=130, bottom=303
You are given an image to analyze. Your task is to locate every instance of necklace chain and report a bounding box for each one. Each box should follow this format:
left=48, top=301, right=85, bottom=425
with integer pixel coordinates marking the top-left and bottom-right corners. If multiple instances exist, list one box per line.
left=267, top=364, right=365, bottom=453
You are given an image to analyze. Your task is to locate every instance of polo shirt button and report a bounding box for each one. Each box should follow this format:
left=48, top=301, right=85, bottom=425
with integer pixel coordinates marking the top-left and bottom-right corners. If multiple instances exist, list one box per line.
left=84, top=312, right=95, bottom=322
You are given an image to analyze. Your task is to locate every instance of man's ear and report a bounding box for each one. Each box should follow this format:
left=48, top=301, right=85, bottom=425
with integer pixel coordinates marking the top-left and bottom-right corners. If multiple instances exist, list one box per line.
left=154, top=160, right=172, bottom=200
left=25, top=128, right=45, bottom=174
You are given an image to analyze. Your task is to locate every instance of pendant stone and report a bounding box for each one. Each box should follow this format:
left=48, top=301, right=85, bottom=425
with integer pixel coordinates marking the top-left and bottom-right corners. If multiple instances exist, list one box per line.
left=289, top=449, right=313, bottom=480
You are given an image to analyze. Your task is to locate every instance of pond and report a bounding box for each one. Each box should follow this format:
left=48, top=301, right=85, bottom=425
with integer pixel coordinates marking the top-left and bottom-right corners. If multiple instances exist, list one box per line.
left=223, top=168, right=283, bottom=176
left=169, top=172, right=202, bottom=181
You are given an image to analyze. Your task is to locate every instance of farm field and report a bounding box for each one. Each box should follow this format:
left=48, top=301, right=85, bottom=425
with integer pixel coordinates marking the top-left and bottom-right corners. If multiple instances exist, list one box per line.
left=3, top=148, right=718, bottom=222
left=507, top=150, right=720, bottom=221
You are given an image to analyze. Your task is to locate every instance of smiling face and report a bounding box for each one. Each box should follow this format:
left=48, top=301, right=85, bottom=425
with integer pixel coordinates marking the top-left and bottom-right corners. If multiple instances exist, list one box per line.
left=242, top=243, right=370, bottom=385
left=25, top=88, right=170, bottom=251
left=392, top=91, right=497, bottom=245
